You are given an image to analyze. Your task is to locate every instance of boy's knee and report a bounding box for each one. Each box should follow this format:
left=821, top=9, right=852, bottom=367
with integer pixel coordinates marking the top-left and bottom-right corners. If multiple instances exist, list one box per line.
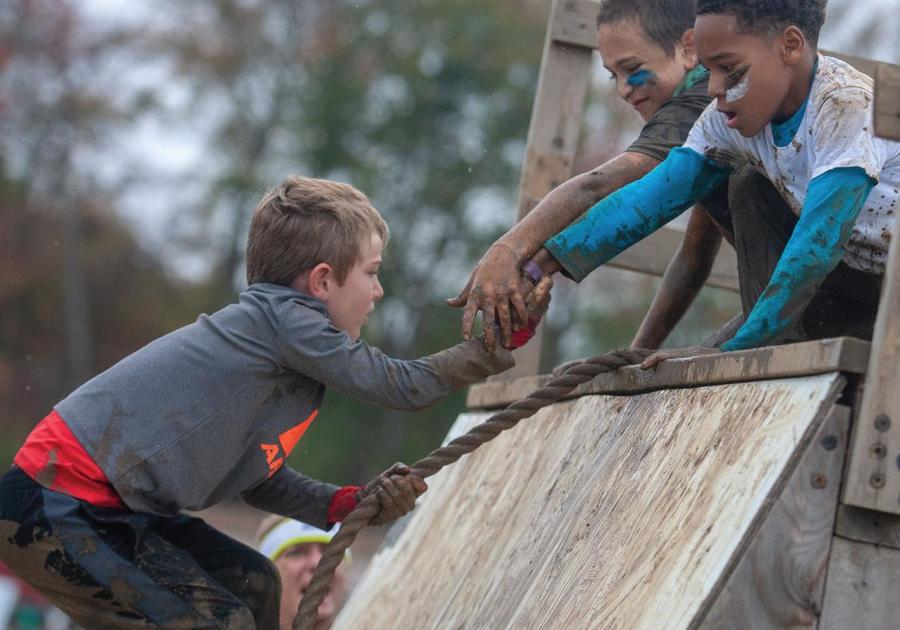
left=728, top=165, right=768, bottom=207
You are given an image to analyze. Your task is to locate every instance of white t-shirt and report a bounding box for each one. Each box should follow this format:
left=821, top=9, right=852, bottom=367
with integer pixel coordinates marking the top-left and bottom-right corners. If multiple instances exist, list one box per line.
left=684, top=55, right=900, bottom=274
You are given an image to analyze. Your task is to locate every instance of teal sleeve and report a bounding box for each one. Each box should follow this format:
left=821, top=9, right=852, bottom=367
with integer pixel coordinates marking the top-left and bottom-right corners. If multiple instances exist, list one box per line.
left=722, top=167, right=876, bottom=351
left=544, top=147, right=732, bottom=282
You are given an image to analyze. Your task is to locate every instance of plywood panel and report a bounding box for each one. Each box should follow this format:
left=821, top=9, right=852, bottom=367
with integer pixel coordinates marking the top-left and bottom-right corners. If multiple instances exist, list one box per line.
left=468, top=337, right=868, bottom=409
left=697, top=406, right=849, bottom=629
left=335, top=374, right=844, bottom=630
left=819, top=537, right=900, bottom=630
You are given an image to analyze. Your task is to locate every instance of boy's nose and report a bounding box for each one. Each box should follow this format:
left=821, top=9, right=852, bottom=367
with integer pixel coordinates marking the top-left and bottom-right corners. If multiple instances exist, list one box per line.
left=707, top=75, right=725, bottom=99
left=616, top=77, right=633, bottom=100
left=374, top=278, right=384, bottom=301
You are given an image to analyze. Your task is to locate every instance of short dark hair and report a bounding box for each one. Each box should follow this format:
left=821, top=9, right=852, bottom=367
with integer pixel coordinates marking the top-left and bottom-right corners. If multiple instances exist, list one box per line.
left=597, top=0, right=697, bottom=57
left=695, top=0, right=827, bottom=45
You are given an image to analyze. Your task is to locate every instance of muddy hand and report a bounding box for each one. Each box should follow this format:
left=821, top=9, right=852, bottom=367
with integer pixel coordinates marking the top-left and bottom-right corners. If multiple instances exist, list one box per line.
left=449, top=243, right=529, bottom=351
left=361, top=463, right=428, bottom=526
left=640, top=346, right=720, bottom=370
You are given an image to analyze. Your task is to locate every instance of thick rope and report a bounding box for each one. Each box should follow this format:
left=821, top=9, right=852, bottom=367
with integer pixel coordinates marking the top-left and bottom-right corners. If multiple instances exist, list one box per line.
left=293, top=347, right=652, bottom=630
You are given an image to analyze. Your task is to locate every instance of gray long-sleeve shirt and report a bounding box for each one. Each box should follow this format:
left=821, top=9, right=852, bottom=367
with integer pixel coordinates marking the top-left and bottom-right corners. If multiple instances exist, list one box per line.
left=56, top=283, right=513, bottom=529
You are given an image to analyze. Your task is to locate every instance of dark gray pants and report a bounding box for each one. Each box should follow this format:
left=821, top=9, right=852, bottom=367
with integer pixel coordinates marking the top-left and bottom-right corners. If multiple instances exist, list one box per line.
left=0, top=466, right=280, bottom=629
left=718, top=166, right=881, bottom=343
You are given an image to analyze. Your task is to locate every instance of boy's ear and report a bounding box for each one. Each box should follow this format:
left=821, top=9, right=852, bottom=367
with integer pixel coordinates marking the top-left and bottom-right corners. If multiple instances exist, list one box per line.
left=306, top=263, right=335, bottom=300
left=780, top=25, right=807, bottom=66
left=680, top=29, right=699, bottom=70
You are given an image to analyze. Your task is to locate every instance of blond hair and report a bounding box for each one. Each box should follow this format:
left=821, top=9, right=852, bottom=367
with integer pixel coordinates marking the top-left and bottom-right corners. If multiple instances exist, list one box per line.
left=246, top=176, right=389, bottom=286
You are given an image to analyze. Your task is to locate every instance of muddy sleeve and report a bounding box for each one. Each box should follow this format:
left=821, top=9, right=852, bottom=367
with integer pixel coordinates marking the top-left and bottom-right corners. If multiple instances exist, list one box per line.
left=722, top=167, right=875, bottom=351
left=627, top=89, right=712, bottom=162
left=241, top=466, right=339, bottom=531
left=276, top=309, right=513, bottom=410
left=544, top=147, right=732, bottom=282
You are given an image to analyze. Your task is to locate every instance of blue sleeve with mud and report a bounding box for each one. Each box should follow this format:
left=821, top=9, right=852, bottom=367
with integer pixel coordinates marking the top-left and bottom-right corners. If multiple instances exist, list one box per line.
left=544, top=147, right=732, bottom=282
left=722, top=167, right=876, bottom=351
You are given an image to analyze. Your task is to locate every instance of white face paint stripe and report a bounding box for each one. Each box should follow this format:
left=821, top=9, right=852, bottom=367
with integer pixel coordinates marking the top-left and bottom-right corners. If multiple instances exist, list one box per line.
left=726, top=75, right=750, bottom=103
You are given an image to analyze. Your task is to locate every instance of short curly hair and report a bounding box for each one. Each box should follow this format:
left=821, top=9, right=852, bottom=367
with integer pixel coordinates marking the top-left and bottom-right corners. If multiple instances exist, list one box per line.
left=695, top=0, right=827, bottom=45
left=597, top=0, right=697, bottom=57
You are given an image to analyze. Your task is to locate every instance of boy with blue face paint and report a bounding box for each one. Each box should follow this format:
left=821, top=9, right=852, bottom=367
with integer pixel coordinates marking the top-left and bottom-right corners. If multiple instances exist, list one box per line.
left=453, top=0, right=779, bottom=351
left=525, top=0, right=896, bottom=364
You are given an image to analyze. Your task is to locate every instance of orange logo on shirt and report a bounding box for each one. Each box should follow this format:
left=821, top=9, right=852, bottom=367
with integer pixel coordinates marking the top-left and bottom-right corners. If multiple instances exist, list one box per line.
left=260, top=409, right=319, bottom=477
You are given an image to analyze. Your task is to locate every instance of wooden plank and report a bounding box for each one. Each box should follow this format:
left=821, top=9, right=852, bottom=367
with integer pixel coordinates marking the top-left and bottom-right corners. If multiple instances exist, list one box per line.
left=549, top=0, right=599, bottom=49
left=819, top=538, right=900, bottom=630
left=500, top=0, right=598, bottom=380
left=821, top=50, right=878, bottom=78
left=875, top=62, right=900, bottom=141
left=843, top=177, right=900, bottom=514
left=697, top=405, right=849, bottom=629
left=468, top=337, right=869, bottom=409
left=335, top=374, right=845, bottom=630
left=607, top=224, right=739, bottom=292
left=834, top=505, right=900, bottom=551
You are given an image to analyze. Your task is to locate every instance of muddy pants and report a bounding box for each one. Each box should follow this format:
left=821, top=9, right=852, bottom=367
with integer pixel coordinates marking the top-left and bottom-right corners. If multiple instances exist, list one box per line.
left=0, top=466, right=280, bottom=629
left=712, top=166, right=882, bottom=343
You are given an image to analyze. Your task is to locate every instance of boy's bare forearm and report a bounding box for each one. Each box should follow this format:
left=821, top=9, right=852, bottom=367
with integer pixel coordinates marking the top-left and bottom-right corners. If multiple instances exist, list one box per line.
left=497, top=151, right=660, bottom=260
left=631, top=207, right=723, bottom=349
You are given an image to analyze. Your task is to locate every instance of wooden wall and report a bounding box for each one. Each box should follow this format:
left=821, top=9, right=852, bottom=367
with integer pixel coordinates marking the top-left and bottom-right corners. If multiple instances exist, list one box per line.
left=335, top=374, right=844, bottom=629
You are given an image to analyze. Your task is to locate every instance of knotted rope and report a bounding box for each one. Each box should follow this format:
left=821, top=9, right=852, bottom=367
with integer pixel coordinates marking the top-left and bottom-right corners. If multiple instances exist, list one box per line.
left=293, top=347, right=653, bottom=630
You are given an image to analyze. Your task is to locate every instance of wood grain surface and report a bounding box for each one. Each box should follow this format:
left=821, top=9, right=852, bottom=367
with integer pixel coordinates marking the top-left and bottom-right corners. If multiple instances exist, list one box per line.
left=335, top=374, right=844, bottom=630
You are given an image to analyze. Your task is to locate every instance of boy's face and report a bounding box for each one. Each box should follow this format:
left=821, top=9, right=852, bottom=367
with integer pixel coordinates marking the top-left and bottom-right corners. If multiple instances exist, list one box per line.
left=598, top=18, right=697, bottom=122
left=326, top=233, right=385, bottom=340
left=694, top=14, right=797, bottom=137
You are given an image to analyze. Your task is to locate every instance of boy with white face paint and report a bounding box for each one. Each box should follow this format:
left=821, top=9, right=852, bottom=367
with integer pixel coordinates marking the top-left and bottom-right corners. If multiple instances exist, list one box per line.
left=520, top=0, right=897, bottom=364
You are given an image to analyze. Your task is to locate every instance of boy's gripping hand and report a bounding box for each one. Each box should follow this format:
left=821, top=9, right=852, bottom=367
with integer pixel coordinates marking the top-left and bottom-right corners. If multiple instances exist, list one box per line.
left=447, top=241, right=530, bottom=351
left=327, top=463, right=428, bottom=526
left=508, top=275, right=553, bottom=350
left=448, top=255, right=553, bottom=351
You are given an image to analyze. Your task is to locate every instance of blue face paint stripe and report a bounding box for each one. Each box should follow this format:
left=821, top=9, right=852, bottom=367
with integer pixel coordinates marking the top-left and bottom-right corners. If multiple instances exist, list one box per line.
left=627, top=69, right=654, bottom=88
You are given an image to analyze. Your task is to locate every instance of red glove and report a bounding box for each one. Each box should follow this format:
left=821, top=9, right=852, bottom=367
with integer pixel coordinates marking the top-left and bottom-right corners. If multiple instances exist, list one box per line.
left=509, top=270, right=552, bottom=350
left=327, top=463, right=428, bottom=526
left=327, top=485, right=361, bottom=524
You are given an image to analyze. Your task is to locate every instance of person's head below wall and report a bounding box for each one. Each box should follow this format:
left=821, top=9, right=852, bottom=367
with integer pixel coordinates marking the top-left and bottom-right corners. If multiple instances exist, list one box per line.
left=595, top=0, right=702, bottom=121
left=257, top=515, right=351, bottom=630
left=246, top=176, right=390, bottom=287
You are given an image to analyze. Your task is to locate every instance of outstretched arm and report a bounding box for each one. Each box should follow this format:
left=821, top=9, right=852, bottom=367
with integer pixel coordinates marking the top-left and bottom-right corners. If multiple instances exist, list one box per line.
left=721, top=167, right=876, bottom=351
left=542, top=147, right=732, bottom=282
left=449, top=151, right=659, bottom=350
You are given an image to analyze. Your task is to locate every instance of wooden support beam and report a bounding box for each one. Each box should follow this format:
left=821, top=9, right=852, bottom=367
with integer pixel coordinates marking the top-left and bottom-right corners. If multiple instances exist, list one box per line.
left=498, top=0, right=598, bottom=379
left=820, top=538, right=900, bottom=629
left=834, top=505, right=900, bottom=551
left=549, top=0, right=599, bottom=49
left=843, top=190, right=900, bottom=514
left=468, top=337, right=868, bottom=409
left=875, top=61, right=900, bottom=141
left=608, top=224, right=739, bottom=292
left=697, top=405, right=849, bottom=629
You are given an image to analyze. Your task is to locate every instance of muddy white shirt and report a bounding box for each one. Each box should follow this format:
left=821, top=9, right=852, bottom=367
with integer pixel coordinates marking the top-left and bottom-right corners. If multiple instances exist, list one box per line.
left=684, top=54, right=900, bottom=274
